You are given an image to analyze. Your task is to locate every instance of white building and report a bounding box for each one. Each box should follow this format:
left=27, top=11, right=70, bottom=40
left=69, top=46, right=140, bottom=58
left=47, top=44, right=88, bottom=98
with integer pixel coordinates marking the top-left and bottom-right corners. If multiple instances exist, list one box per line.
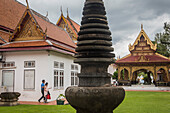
left=0, top=4, right=80, bottom=101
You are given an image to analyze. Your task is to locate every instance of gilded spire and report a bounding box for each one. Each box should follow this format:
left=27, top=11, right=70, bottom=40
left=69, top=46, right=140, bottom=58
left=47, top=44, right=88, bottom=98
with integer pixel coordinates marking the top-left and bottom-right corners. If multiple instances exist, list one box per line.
left=26, top=0, right=29, bottom=9
left=67, top=8, right=69, bottom=18
left=141, top=24, right=143, bottom=30
left=60, top=6, right=63, bottom=15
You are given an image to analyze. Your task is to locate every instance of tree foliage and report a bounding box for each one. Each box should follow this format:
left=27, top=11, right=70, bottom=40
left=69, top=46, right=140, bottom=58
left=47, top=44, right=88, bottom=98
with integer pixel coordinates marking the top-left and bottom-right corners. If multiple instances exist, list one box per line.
left=112, top=70, right=118, bottom=80
left=155, top=22, right=170, bottom=57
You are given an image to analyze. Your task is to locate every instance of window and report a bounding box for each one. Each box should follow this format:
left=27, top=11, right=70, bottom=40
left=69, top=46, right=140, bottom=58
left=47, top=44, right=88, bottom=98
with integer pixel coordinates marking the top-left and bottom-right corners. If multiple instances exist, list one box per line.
left=2, top=62, right=15, bottom=68
left=60, top=70, right=64, bottom=88
left=71, top=64, right=74, bottom=70
left=54, top=70, right=59, bottom=88
left=54, top=62, right=64, bottom=89
left=71, top=64, right=79, bottom=86
left=24, top=70, right=35, bottom=90
left=75, top=65, right=78, bottom=71
left=60, top=63, right=64, bottom=69
left=24, top=61, right=35, bottom=68
left=2, top=70, right=14, bottom=87
left=54, top=61, right=59, bottom=68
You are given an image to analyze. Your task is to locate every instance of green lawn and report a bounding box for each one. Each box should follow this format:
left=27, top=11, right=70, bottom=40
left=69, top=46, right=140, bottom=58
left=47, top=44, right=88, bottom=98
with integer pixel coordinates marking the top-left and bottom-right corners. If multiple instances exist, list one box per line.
left=0, top=91, right=170, bottom=113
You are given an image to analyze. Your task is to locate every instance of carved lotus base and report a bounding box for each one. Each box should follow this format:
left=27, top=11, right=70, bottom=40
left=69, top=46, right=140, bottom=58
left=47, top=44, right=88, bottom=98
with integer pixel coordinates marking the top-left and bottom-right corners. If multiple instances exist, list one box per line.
left=0, top=92, right=21, bottom=106
left=65, top=86, right=125, bottom=113
left=0, top=101, right=19, bottom=106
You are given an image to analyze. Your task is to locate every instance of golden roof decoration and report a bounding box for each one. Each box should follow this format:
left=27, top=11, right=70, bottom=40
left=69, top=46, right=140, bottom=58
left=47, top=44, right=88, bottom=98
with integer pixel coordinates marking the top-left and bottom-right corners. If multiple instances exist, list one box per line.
left=10, top=5, right=45, bottom=41
left=136, top=55, right=149, bottom=62
left=129, top=24, right=157, bottom=52
left=26, top=0, right=29, bottom=9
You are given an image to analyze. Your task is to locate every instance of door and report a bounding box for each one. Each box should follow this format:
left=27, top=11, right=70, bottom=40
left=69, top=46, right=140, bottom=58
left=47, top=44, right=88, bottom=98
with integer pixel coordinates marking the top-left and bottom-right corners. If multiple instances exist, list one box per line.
left=2, top=70, right=15, bottom=92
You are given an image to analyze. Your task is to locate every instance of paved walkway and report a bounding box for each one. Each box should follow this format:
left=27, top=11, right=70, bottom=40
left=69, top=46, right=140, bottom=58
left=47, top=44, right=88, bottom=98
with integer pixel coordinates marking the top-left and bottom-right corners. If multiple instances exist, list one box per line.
left=19, top=85, right=170, bottom=105
left=122, top=84, right=170, bottom=92
left=19, top=98, right=68, bottom=105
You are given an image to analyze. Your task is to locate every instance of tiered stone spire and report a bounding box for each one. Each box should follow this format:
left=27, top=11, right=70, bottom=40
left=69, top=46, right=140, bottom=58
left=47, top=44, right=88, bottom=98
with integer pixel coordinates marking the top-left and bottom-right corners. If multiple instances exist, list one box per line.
left=65, top=0, right=125, bottom=113
left=75, top=0, right=115, bottom=87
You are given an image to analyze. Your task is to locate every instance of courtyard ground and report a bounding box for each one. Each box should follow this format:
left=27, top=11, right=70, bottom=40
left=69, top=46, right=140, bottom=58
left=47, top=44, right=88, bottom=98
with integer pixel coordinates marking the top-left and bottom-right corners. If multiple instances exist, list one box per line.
left=0, top=91, right=169, bottom=113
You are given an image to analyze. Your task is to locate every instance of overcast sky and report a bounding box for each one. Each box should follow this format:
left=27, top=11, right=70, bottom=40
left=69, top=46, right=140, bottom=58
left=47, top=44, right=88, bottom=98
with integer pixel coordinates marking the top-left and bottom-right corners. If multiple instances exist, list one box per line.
left=17, top=0, right=170, bottom=58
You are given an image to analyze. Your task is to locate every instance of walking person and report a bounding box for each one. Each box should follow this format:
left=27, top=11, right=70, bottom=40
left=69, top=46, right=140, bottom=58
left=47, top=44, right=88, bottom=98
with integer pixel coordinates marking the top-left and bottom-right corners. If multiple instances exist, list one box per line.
left=44, top=82, right=51, bottom=103
left=38, top=80, right=45, bottom=102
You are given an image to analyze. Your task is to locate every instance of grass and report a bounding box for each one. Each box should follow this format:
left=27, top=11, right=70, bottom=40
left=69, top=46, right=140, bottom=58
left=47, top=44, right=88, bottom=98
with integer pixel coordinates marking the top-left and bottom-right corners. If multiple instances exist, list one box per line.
left=0, top=105, right=75, bottom=113
left=0, top=91, right=170, bottom=113
left=114, top=91, right=170, bottom=113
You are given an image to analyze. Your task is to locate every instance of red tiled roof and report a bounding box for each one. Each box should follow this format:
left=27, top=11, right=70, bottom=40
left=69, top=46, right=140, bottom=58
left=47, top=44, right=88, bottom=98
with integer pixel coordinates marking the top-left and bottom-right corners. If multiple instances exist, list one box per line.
left=52, top=42, right=76, bottom=53
left=0, top=41, right=50, bottom=48
left=0, top=40, right=76, bottom=54
left=69, top=19, right=80, bottom=32
left=0, top=0, right=26, bottom=30
left=0, top=31, right=9, bottom=43
left=0, top=0, right=76, bottom=49
left=116, top=54, right=170, bottom=64
left=34, top=15, right=76, bottom=48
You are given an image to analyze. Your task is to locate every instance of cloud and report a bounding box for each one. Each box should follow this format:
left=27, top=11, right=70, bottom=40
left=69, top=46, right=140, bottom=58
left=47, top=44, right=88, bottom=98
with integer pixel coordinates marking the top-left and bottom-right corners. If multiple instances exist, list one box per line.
left=17, top=0, right=170, bottom=58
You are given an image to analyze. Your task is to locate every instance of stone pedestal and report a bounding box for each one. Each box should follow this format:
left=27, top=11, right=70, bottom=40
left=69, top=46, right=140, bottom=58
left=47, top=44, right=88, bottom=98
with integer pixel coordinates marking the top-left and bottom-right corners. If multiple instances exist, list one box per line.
left=66, top=87, right=125, bottom=113
left=0, top=92, right=21, bottom=106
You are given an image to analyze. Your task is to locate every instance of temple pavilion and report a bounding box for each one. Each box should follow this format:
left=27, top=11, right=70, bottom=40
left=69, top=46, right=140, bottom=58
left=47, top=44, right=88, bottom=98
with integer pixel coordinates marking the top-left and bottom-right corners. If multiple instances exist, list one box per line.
left=115, top=25, right=170, bottom=86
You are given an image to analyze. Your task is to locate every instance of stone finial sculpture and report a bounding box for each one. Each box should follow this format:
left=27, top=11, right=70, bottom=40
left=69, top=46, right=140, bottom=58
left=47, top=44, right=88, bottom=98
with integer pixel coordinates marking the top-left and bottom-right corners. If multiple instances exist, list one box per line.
left=65, top=0, right=125, bottom=113
left=0, top=92, right=21, bottom=106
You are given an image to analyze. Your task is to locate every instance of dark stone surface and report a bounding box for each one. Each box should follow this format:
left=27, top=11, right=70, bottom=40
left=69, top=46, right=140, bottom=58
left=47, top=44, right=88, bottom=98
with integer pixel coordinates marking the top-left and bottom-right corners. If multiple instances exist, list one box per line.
left=66, top=87, right=125, bottom=113
left=76, top=0, right=114, bottom=62
left=0, top=92, right=21, bottom=106
left=65, top=0, right=125, bottom=113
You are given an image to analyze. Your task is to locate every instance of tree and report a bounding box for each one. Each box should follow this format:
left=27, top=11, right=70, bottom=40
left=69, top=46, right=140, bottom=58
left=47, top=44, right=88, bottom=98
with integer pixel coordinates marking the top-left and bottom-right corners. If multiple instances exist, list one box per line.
left=112, top=70, right=118, bottom=80
left=155, top=22, right=170, bottom=57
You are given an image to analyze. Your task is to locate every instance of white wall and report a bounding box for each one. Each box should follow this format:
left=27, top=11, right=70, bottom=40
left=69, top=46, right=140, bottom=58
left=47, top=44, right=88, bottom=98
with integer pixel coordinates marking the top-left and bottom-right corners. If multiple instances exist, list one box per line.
left=0, top=50, right=80, bottom=101
left=0, top=50, right=115, bottom=101
left=108, top=64, right=116, bottom=75
left=47, top=51, right=78, bottom=101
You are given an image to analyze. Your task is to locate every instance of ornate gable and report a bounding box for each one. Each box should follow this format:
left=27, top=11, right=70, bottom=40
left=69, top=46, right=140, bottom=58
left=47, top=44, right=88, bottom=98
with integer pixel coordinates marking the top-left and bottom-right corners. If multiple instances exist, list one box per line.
left=10, top=8, right=45, bottom=42
left=56, top=14, right=67, bottom=29
left=129, top=25, right=157, bottom=56
left=56, top=10, right=79, bottom=43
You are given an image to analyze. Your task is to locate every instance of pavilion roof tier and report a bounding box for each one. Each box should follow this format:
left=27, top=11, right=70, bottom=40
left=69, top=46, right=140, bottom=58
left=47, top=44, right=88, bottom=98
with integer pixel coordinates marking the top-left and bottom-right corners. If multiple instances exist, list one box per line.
left=0, top=40, right=76, bottom=55
left=0, top=2, right=76, bottom=56
left=128, top=25, right=157, bottom=53
left=116, top=53, right=170, bottom=64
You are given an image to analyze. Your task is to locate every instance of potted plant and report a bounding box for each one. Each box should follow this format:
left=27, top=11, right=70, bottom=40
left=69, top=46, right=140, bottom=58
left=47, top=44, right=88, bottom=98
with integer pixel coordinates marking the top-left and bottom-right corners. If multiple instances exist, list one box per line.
left=56, top=94, right=65, bottom=105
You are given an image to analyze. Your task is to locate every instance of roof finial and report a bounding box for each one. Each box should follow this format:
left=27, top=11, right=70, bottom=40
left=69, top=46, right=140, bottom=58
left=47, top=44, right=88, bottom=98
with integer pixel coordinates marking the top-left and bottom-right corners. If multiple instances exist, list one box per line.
left=45, top=27, right=47, bottom=34
left=141, top=24, right=143, bottom=30
left=60, top=6, right=63, bottom=15
left=44, top=27, right=47, bottom=39
left=46, top=11, right=48, bottom=18
left=26, top=0, right=29, bottom=9
left=67, top=8, right=69, bottom=18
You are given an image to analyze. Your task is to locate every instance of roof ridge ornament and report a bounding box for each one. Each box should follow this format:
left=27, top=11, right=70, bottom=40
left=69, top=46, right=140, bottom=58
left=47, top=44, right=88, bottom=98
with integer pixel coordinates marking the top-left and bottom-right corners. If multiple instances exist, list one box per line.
left=26, top=0, right=29, bottom=9
left=60, top=6, right=63, bottom=15
left=141, top=24, right=143, bottom=30
left=46, top=11, right=48, bottom=18
left=67, top=8, right=69, bottom=18
left=44, top=27, right=47, bottom=39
